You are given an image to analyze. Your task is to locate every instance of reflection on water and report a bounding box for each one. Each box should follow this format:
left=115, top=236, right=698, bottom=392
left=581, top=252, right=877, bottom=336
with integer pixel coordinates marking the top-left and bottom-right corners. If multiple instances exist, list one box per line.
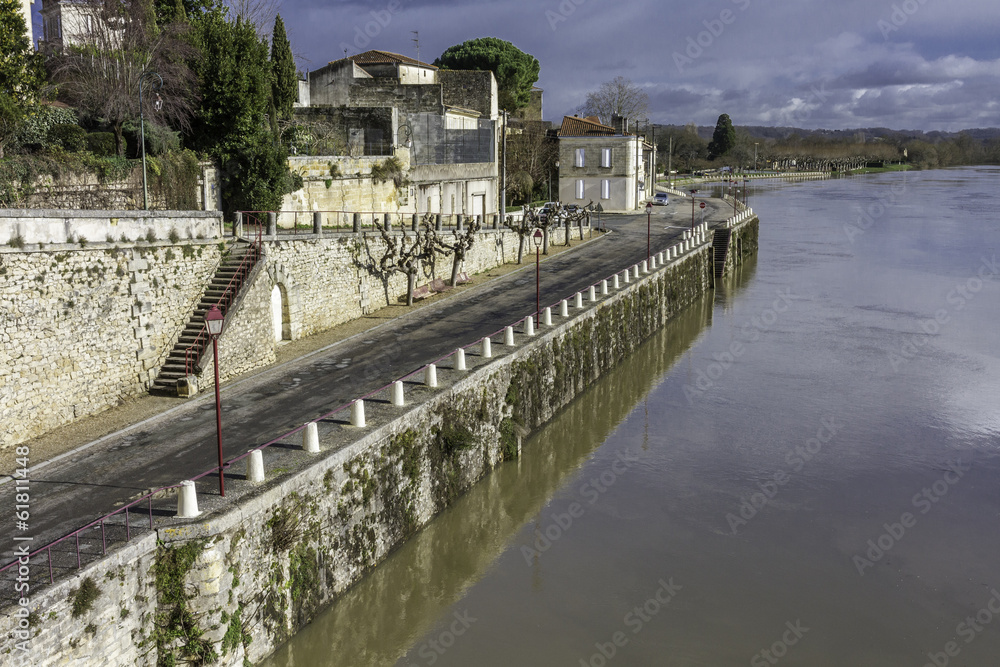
left=266, top=167, right=1000, bottom=666
left=262, top=294, right=717, bottom=666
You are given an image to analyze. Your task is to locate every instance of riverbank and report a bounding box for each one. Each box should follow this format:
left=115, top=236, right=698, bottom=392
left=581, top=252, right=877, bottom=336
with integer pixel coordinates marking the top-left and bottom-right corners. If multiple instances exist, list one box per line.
left=0, top=212, right=759, bottom=666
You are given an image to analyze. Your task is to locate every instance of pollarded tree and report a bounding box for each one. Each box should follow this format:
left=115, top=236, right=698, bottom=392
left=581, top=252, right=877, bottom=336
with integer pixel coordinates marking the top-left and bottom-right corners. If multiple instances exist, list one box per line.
left=428, top=217, right=482, bottom=287
left=434, top=37, right=540, bottom=112
left=269, top=14, right=296, bottom=121
left=707, top=113, right=736, bottom=161
left=577, top=76, right=648, bottom=126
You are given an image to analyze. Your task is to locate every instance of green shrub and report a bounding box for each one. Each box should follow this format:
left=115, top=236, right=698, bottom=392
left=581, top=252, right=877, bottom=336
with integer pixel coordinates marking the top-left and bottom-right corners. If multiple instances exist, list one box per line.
left=86, top=132, right=116, bottom=157
left=16, top=105, right=78, bottom=148
left=48, top=124, right=87, bottom=152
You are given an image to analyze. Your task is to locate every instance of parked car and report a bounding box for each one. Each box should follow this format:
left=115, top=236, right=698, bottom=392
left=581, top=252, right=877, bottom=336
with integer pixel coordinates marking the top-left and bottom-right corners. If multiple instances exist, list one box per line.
left=538, top=202, right=560, bottom=223
left=563, top=204, right=579, bottom=213
left=651, top=192, right=670, bottom=206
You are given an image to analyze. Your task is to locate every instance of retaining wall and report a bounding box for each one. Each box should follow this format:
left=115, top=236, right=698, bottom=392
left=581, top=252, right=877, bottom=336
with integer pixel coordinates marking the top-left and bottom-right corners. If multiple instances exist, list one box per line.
left=0, top=222, right=591, bottom=449
left=0, top=210, right=223, bottom=246
left=0, top=240, right=224, bottom=450
left=0, top=216, right=758, bottom=665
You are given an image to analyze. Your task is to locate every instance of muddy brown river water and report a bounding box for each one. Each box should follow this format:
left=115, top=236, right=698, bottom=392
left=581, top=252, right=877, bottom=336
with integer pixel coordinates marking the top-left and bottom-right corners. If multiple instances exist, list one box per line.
left=264, top=167, right=1000, bottom=666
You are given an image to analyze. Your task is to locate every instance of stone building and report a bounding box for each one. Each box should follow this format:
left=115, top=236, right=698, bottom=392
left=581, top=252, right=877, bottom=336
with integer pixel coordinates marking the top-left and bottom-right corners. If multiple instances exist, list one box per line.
left=557, top=115, right=654, bottom=213
left=37, top=0, right=98, bottom=52
left=286, top=49, right=499, bottom=219
left=19, top=0, right=33, bottom=45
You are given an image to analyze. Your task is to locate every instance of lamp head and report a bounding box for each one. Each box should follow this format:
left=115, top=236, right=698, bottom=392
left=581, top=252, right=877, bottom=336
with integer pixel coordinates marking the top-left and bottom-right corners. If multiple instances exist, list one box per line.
left=206, top=305, right=224, bottom=337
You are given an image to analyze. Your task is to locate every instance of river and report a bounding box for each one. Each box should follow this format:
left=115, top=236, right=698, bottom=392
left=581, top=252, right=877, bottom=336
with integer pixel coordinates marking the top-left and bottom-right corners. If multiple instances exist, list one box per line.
left=263, top=166, right=1000, bottom=666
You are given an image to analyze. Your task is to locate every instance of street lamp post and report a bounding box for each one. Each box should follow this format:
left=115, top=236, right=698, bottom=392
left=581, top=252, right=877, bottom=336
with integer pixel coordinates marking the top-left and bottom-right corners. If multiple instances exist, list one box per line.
left=138, top=71, right=163, bottom=211
left=645, top=202, right=653, bottom=261
left=205, top=306, right=226, bottom=497
left=533, top=229, right=543, bottom=322
left=754, top=142, right=759, bottom=172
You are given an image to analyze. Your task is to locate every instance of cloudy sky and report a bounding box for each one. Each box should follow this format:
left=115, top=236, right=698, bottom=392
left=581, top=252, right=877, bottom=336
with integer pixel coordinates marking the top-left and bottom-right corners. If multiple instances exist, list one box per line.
left=38, top=0, right=1000, bottom=131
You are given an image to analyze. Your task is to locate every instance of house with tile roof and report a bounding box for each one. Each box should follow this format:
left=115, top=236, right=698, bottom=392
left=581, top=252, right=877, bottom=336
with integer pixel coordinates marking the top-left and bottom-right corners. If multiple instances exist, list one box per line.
left=556, top=115, right=654, bottom=212
left=288, top=49, right=500, bottom=219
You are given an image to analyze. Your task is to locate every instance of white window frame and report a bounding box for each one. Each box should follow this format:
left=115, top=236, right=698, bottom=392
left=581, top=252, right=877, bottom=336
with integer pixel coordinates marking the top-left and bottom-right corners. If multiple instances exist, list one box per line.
left=601, top=148, right=612, bottom=168
left=576, top=179, right=585, bottom=200
left=601, top=179, right=611, bottom=200
left=575, top=148, right=585, bottom=168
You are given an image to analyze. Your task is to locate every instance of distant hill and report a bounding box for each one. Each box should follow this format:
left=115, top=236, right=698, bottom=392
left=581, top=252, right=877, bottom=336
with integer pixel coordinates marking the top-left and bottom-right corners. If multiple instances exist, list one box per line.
left=655, top=124, right=1000, bottom=144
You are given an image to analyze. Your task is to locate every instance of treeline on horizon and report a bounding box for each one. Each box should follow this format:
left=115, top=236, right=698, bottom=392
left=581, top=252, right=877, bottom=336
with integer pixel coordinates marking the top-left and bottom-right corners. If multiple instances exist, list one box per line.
left=654, top=122, right=1000, bottom=172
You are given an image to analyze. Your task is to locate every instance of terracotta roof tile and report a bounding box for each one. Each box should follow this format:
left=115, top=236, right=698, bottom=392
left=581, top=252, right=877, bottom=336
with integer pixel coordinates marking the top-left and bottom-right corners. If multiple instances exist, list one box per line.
left=330, top=49, right=437, bottom=69
left=558, top=115, right=617, bottom=137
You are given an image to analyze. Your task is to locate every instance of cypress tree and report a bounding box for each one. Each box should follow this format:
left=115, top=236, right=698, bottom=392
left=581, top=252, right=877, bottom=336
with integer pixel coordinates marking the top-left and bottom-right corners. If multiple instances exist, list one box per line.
left=708, top=113, right=736, bottom=160
left=270, top=14, right=296, bottom=121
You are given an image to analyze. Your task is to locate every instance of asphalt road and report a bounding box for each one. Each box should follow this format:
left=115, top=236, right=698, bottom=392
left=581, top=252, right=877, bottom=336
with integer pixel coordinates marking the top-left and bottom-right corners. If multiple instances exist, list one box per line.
left=0, top=196, right=738, bottom=582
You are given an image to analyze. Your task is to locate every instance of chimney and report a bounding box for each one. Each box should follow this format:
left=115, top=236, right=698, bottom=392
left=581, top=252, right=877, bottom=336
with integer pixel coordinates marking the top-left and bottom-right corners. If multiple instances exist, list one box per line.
left=611, top=114, right=628, bottom=135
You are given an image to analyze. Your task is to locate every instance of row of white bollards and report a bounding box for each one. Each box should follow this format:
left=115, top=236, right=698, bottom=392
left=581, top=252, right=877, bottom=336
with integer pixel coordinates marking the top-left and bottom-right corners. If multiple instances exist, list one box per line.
left=176, top=253, right=684, bottom=519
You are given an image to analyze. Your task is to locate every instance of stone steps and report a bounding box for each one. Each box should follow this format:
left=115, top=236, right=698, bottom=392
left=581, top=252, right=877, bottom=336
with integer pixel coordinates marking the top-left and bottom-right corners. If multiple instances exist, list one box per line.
left=150, top=239, right=261, bottom=396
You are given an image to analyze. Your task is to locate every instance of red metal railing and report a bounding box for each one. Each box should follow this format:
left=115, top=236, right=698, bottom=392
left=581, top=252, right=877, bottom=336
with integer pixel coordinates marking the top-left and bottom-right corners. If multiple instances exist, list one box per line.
left=183, top=215, right=264, bottom=377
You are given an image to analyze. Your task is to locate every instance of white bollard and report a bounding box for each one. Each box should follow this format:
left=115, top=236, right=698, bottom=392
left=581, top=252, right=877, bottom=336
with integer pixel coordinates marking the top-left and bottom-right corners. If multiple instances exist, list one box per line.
left=602, top=279, right=609, bottom=295
left=481, top=337, right=492, bottom=358
left=247, top=450, right=264, bottom=483
left=650, top=256, right=657, bottom=269
left=425, top=364, right=438, bottom=387
left=633, top=266, right=640, bottom=279
left=525, top=316, right=535, bottom=336
left=613, top=274, right=620, bottom=289
left=303, top=421, right=320, bottom=453
left=659, top=251, right=665, bottom=263
left=455, top=348, right=466, bottom=371
left=623, top=270, right=630, bottom=284
left=574, top=292, right=583, bottom=308
left=505, top=326, right=515, bottom=346
left=351, top=400, right=366, bottom=427
left=392, top=380, right=405, bottom=406
left=176, top=480, right=200, bottom=518
left=589, top=285, right=597, bottom=301
left=560, top=300, right=568, bottom=317
left=641, top=260, right=648, bottom=274
left=546, top=306, right=554, bottom=325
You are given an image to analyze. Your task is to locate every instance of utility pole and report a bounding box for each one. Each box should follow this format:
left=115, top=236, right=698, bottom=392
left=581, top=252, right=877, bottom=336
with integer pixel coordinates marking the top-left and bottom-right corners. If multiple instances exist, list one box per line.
left=412, top=31, right=420, bottom=62
left=668, top=136, right=673, bottom=188
left=500, top=110, right=507, bottom=217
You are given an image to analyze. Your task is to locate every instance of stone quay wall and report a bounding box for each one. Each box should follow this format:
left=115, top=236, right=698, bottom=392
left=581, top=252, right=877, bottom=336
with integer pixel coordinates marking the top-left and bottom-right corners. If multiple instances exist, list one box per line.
left=0, top=216, right=758, bottom=666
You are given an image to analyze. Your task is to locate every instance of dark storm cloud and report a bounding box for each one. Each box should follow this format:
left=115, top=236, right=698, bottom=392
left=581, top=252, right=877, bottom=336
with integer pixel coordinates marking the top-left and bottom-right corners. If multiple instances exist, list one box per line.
left=279, top=0, right=1000, bottom=131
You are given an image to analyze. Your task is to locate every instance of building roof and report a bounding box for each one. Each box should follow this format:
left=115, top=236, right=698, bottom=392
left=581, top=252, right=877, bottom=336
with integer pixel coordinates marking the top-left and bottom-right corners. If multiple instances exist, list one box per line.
left=330, top=49, right=438, bottom=70
left=558, top=115, right=617, bottom=137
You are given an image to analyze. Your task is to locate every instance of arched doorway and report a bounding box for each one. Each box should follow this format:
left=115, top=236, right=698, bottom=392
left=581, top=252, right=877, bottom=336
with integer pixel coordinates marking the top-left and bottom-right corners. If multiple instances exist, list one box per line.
left=271, top=284, right=290, bottom=342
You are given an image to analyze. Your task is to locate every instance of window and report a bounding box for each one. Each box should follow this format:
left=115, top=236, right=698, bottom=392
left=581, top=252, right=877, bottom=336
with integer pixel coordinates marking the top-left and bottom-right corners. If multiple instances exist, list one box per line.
left=576, top=180, right=585, bottom=200
left=575, top=148, right=585, bottom=168
left=601, top=179, right=611, bottom=200
left=601, top=148, right=612, bottom=168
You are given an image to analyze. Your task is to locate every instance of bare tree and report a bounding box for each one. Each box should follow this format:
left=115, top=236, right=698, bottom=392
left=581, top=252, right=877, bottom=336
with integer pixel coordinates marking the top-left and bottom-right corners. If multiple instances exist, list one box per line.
left=374, top=220, right=434, bottom=306
left=505, top=120, right=557, bottom=203
left=505, top=204, right=560, bottom=264
left=49, top=0, right=196, bottom=157
left=428, top=217, right=482, bottom=287
left=224, top=0, right=281, bottom=37
left=577, top=76, right=649, bottom=126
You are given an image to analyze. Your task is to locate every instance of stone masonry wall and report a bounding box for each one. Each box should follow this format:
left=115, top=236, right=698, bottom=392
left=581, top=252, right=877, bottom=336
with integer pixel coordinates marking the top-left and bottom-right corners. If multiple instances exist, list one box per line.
left=0, top=217, right=756, bottom=666
left=0, top=240, right=222, bottom=450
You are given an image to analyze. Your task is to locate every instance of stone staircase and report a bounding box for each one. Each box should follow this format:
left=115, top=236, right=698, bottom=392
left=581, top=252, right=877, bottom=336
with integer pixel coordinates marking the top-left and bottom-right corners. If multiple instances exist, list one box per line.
left=151, top=239, right=262, bottom=395
left=712, top=228, right=732, bottom=279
